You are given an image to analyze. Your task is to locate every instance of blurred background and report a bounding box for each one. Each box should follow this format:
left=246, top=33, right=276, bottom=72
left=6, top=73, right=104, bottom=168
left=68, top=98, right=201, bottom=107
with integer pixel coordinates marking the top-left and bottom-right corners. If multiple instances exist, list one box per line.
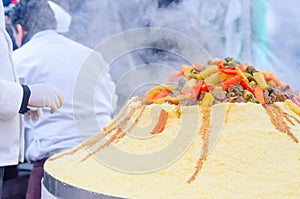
left=4, top=0, right=300, bottom=89
left=4, top=0, right=300, bottom=112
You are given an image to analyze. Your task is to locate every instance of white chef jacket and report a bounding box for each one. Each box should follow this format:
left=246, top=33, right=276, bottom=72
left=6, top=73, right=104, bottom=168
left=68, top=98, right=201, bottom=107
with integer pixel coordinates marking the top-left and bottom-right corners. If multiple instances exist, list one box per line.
left=14, top=30, right=115, bottom=162
left=0, top=2, right=24, bottom=166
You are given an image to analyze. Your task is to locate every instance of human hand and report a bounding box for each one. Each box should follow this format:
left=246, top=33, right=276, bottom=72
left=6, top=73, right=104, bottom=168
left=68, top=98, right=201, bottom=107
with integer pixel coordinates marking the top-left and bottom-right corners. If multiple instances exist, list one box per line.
left=28, top=83, right=64, bottom=113
left=25, top=107, right=43, bottom=122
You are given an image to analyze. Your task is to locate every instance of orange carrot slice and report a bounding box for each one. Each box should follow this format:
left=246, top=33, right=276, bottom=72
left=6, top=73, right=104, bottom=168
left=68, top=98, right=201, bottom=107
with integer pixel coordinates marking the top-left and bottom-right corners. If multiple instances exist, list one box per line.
left=221, top=76, right=243, bottom=90
left=149, top=89, right=170, bottom=104
left=254, top=87, right=265, bottom=105
left=192, top=80, right=204, bottom=98
left=151, top=110, right=168, bottom=134
left=142, top=90, right=160, bottom=104
left=271, top=74, right=285, bottom=88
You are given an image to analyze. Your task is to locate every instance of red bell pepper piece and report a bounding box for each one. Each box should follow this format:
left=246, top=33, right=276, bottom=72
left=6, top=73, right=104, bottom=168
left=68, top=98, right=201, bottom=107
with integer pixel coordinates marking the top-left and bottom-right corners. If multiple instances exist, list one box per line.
left=221, top=76, right=243, bottom=90
left=244, top=62, right=250, bottom=66
left=292, top=97, right=300, bottom=107
left=237, top=65, right=246, bottom=72
left=202, top=84, right=215, bottom=92
left=149, top=89, right=170, bottom=104
left=192, top=80, right=204, bottom=98
left=194, top=64, right=201, bottom=72
left=264, top=74, right=273, bottom=81
left=167, top=71, right=184, bottom=82
left=214, top=61, right=224, bottom=69
left=240, top=79, right=255, bottom=94
left=219, top=68, right=237, bottom=75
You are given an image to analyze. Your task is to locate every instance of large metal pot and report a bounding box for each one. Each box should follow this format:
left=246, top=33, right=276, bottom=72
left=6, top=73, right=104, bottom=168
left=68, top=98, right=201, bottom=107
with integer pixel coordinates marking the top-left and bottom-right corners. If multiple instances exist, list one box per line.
left=42, top=171, right=125, bottom=199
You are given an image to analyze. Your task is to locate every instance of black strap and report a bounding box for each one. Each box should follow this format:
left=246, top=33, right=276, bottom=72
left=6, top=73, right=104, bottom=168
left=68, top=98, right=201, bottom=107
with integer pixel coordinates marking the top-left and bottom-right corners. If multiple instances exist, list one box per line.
left=19, top=84, right=31, bottom=114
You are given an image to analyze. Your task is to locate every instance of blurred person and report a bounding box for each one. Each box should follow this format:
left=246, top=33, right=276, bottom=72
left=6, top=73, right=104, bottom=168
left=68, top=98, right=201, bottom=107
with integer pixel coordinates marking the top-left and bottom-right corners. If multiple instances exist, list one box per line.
left=36, top=0, right=85, bottom=43
left=47, top=0, right=71, bottom=33
left=4, top=6, right=18, bottom=50
left=2, top=0, right=10, bottom=7
left=10, top=0, right=115, bottom=198
left=0, top=0, right=64, bottom=197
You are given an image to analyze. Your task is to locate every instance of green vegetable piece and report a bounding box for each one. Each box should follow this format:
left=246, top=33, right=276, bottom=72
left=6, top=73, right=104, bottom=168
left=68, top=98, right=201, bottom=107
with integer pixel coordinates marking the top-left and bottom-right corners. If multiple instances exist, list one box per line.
left=224, top=57, right=235, bottom=62
left=248, top=97, right=258, bottom=103
left=266, top=86, right=274, bottom=95
left=242, top=90, right=254, bottom=100
left=246, top=66, right=257, bottom=74
left=228, top=60, right=241, bottom=66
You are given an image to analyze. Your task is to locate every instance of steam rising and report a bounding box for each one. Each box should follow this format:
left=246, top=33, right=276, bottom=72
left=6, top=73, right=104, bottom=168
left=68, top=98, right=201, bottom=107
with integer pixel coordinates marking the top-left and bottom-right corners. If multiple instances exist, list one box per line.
left=60, top=0, right=254, bottom=112
left=50, top=0, right=300, bottom=110
left=69, top=0, right=247, bottom=58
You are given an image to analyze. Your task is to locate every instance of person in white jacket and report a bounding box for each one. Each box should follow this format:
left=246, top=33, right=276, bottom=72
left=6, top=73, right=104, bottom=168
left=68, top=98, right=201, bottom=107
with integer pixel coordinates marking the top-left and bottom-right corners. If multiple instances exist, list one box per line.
left=0, top=1, right=64, bottom=197
left=10, top=1, right=115, bottom=198
left=47, top=0, right=72, bottom=33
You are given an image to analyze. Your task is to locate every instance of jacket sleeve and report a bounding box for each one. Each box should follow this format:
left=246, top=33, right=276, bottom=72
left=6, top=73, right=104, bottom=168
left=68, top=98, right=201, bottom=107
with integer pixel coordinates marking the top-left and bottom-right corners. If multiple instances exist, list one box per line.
left=0, top=79, right=23, bottom=120
left=0, top=3, right=24, bottom=120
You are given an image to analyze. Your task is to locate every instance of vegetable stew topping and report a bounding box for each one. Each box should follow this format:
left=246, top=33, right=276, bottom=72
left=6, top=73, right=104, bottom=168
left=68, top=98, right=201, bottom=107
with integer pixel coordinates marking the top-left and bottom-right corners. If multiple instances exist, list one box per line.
left=141, top=57, right=300, bottom=107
